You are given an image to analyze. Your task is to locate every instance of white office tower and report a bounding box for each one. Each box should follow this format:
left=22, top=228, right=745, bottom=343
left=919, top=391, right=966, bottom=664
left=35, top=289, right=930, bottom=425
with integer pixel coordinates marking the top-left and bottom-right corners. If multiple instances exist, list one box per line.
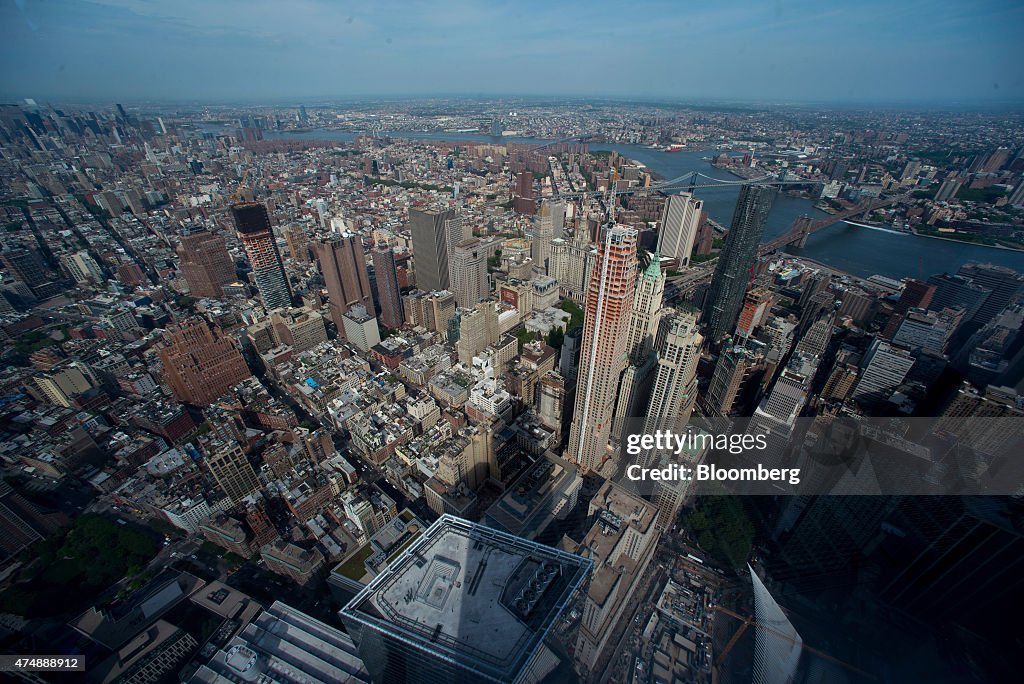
left=531, top=199, right=565, bottom=274
left=624, top=256, right=666, bottom=365
left=752, top=352, right=818, bottom=446
left=567, top=225, right=638, bottom=473
left=658, top=192, right=703, bottom=266
left=549, top=239, right=596, bottom=305
left=631, top=311, right=705, bottom=530
left=646, top=310, right=704, bottom=429
left=851, top=339, right=915, bottom=404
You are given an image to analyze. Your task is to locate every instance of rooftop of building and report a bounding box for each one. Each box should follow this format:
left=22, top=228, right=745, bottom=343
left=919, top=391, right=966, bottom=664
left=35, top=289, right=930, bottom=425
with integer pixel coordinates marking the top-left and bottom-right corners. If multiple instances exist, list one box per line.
left=341, top=514, right=591, bottom=682
left=485, top=453, right=579, bottom=538
left=191, top=601, right=370, bottom=684
left=71, top=571, right=205, bottom=650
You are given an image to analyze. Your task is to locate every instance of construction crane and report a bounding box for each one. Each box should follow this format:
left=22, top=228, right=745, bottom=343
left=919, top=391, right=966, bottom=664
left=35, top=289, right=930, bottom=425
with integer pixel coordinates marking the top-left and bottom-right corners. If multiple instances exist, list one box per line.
left=711, top=604, right=876, bottom=679
left=229, top=168, right=250, bottom=204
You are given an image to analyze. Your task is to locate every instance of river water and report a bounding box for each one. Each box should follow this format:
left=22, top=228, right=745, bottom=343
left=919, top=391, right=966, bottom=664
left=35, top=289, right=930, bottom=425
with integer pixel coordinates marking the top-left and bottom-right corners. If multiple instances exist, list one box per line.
left=257, top=128, right=1024, bottom=279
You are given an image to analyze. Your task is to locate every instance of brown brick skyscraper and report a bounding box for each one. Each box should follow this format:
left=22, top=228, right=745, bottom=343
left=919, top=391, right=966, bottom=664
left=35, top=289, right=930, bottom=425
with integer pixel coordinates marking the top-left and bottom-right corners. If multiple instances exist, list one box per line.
left=158, top=319, right=251, bottom=405
left=315, top=233, right=373, bottom=332
left=372, top=244, right=405, bottom=330
left=177, top=227, right=236, bottom=298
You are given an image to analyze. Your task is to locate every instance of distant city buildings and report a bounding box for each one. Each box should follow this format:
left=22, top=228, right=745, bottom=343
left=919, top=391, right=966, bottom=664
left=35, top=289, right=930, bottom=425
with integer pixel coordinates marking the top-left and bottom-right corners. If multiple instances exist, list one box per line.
left=1, top=95, right=1023, bottom=684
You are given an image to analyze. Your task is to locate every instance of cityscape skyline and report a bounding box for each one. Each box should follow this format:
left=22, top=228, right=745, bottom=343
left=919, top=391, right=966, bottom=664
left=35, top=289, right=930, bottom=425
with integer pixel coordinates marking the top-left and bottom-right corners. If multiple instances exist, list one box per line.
left=2, top=0, right=1023, bottom=104
left=2, top=8, right=1024, bottom=676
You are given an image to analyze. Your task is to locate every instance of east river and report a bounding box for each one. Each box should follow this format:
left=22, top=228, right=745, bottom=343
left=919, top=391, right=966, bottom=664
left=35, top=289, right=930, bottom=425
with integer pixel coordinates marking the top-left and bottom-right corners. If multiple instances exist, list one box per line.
left=255, top=127, right=1024, bottom=280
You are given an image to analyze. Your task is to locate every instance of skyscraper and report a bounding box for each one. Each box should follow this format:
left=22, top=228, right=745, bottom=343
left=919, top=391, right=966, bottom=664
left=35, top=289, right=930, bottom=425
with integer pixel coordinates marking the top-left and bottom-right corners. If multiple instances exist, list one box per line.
left=409, top=207, right=460, bottom=292
left=62, top=251, right=104, bottom=284
left=736, top=286, right=772, bottom=339
left=231, top=202, right=292, bottom=310
left=567, top=224, right=638, bottom=472
left=177, top=227, right=236, bottom=299
left=624, top=257, right=666, bottom=365
left=532, top=199, right=564, bottom=274
left=0, top=482, right=65, bottom=564
left=883, top=278, right=937, bottom=337
left=981, top=146, right=1010, bottom=172
left=193, top=601, right=369, bottom=683
left=548, top=238, right=596, bottom=304
left=752, top=352, right=817, bottom=442
left=283, top=223, right=310, bottom=263
left=956, top=262, right=1022, bottom=326
left=315, top=233, right=373, bottom=331
left=449, top=238, right=489, bottom=307
left=513, top=171, right=536, bottom=215
left=658, top=192, right=703, bottom=266
left=703, top=342, right=768, bottom=417
left=456, top=300, right=499, bottom=365
left=1, top=247, right=52, bottom=294
left=927, top=273, right=990, bottom=321
left=342, top=304, right=381, bottom=353
left=703, top=185, right=775, bottom=341
left=612, top=256, right=666, bottom=432
left=571, top=481, right=658, bottom=673
left=646, top=310, right=704, bottom=430
left=157, top=319, right=252, bottom=405
left=851, top=339, right=915, bottom=405
left=934, top=176, right=962, bottom=202
left=559, top=326, right=583, bottom=382
left=372, top=244, right=405, bottom=329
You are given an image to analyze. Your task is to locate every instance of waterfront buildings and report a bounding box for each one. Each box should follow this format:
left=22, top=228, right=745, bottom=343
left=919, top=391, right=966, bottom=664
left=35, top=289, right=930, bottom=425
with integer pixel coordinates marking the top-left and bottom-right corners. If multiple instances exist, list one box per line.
left=658, top=192, right=703, bottom=266
left=703, top=186, right=775, bottom=341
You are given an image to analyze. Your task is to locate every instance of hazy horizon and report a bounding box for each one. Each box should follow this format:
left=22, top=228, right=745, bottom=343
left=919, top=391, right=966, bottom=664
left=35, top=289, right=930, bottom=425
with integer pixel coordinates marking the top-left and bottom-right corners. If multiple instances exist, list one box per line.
left=2, top=0, right=1023, bottom=105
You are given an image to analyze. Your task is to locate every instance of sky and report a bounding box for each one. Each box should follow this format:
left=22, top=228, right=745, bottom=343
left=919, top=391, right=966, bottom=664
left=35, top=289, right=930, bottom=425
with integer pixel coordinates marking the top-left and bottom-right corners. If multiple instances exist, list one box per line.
left=1, top=0, right=1023, bottom=105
